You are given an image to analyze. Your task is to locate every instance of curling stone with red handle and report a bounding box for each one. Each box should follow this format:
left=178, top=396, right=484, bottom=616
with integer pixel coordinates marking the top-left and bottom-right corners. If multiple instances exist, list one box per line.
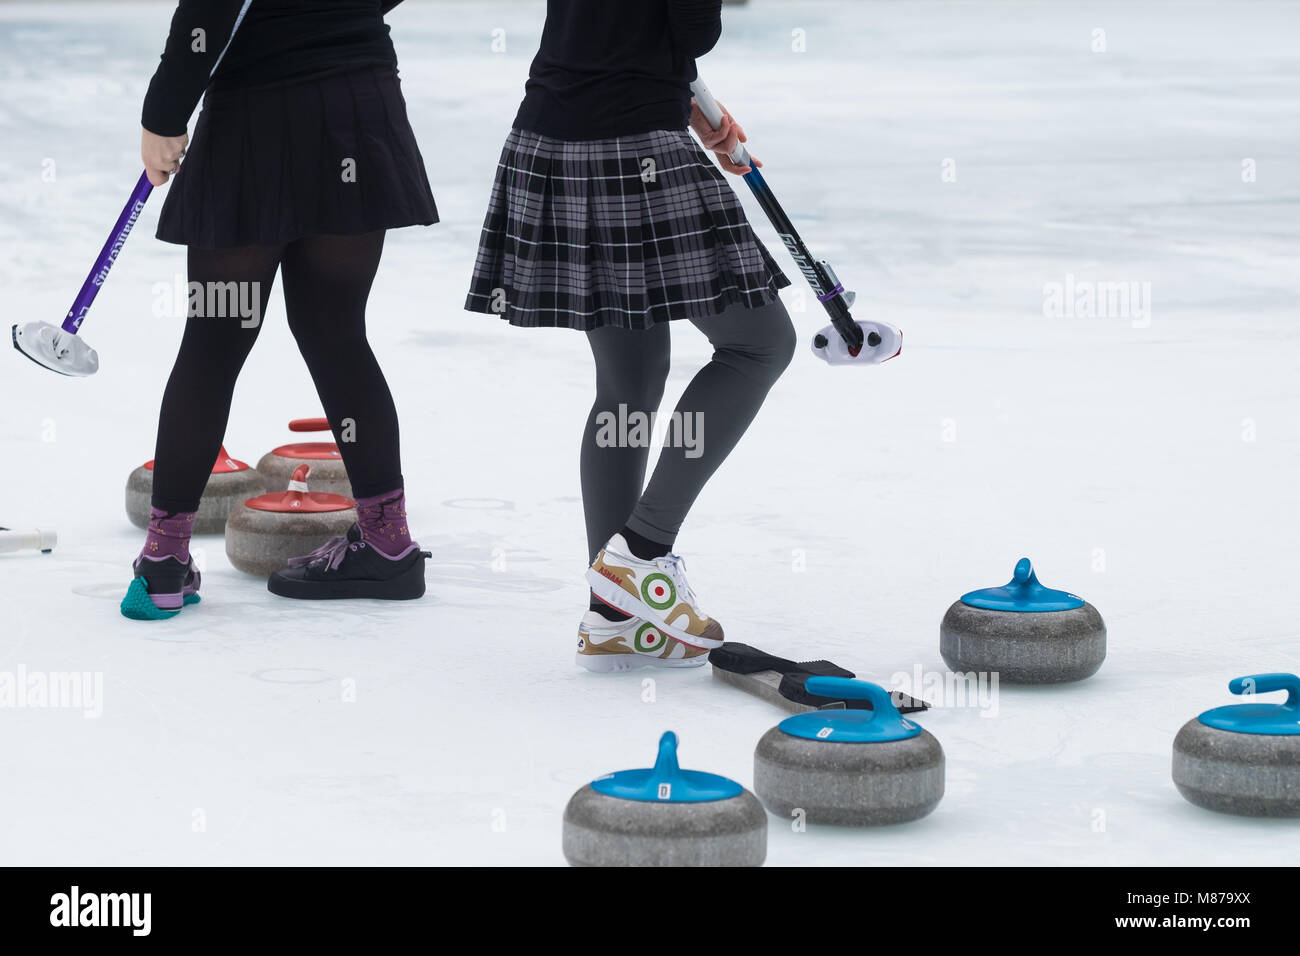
left=256, top=418, right=351, bottom=497
left=225, top=465, right=357, bottom=576
left=125, top=445, right=265, bottom=534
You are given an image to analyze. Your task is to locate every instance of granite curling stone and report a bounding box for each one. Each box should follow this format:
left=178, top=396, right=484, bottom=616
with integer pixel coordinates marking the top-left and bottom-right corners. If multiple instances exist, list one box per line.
left=754, top=677, right=944, bottom=826
left=940, top=557, right=1105, bottom=683
left=224, top=465, right=357, bottom=576
left=126, top=445, right=265, bottom=534
left=256, top=417, right=352, bottom=498
left=562, top=731, right=767, bottom=867
left=1172, top=673, right=1300, bottom=818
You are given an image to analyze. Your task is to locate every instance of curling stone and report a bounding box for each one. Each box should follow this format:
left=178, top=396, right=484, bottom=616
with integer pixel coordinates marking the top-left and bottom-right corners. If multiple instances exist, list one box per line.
left=125, top=445, right=265, bottom=534
left=1172, top=673, right=1300, bottom=817
left=562, top=731, right=766, bottom=867
left=754, top=677, right=944, bottom=826
left=940, top=558, right=1105, bottom=683
left=224, top=465, right=357, bottom=576
left=256, top=418, right=351, bottom=497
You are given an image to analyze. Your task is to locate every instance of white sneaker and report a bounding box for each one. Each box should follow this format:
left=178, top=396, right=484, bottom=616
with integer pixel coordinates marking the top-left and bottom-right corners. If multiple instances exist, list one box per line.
left=585, top=534, right=724, bottom=649
left=576, top=611, right=710, bottom=672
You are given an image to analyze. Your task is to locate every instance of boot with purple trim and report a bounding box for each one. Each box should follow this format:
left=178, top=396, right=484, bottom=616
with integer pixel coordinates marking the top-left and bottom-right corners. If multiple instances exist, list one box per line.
left=267, top=524, right=430, bottom=600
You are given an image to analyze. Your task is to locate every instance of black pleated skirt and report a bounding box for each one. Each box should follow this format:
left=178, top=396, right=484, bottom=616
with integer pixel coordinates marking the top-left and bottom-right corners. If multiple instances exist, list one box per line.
left=157, top=65, right=438, bottom=249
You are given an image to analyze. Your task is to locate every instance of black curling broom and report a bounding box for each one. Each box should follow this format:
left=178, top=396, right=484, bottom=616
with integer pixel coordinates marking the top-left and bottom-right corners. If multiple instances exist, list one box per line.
left=690, top=78, right=901, bottom=366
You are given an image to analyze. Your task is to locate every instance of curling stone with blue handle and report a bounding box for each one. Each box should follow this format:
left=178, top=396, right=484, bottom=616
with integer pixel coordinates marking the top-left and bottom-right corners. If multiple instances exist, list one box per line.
left=1173, top=673, right=1300, bottom=817
left=940, top=558, right=1105, bottom=683
left=562, top=731, right=766, bottom=867
left=754, top=677, right=944, bottom=826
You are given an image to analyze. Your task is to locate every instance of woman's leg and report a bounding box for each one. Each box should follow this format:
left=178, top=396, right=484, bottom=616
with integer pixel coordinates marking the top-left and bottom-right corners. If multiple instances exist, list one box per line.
left=279, top=231, right=411, bottom=555
left=149, top=242, right=282, bottom=520
left=626, top=298, right=797, bottom=552
left=126, top=242, right=280, bottom=615
left=579, top=301, right=792, bottom=645
left=581, top=322, right=672, bottom=564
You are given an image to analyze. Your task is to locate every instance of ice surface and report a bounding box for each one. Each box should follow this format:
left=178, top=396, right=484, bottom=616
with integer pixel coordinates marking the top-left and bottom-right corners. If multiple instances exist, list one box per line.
left=1, top=0, right=1298, bottom=865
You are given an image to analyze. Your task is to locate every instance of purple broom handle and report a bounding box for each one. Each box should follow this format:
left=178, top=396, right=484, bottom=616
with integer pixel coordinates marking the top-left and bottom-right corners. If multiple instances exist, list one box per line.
left=62, top=171, right=154, bottom=334
left=56, top=1, right=253, bottom=337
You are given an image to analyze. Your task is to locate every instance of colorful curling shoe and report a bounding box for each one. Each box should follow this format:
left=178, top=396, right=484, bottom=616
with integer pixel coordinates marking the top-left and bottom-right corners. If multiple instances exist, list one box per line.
left=576, top=612, right=709, bottom=672
left=121, top=554, right=201, bottom=620
left=267, top=524, right=430, bottom=600
left=586, top=534, right=724, bottom=648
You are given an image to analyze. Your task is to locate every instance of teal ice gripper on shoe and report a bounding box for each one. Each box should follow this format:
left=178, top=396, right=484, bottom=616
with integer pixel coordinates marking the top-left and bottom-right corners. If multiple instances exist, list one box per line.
left=119, top=578, right=200, bottom=621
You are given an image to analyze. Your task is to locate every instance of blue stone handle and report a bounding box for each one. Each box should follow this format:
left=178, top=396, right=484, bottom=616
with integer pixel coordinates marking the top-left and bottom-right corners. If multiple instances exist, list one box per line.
left=960, top=557, right=1084, bottom=612
left=805, top=676, right=898, bottom=716
left=780, top=677, right=922, bottom=742
left=591, top=730, right=743, bottom=802
left=652, top=731, right=681, bottom=776
left=1230, top=673, right=1300, bottom=708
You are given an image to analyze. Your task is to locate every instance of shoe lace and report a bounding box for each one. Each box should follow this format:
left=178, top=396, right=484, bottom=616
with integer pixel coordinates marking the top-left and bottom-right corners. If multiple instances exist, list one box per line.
left=655, top=552, right=701, bottom=612
left=287, top=534, right=364, bottom=572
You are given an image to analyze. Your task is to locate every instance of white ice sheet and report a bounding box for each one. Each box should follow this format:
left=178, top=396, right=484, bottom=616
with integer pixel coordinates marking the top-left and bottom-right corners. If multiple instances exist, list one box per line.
left=1, top=1, right=1298, bottom=865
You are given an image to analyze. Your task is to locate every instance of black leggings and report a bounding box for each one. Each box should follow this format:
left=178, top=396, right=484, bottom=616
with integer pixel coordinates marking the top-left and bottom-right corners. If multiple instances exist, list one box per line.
left=150, top=231, right=403, bottom=513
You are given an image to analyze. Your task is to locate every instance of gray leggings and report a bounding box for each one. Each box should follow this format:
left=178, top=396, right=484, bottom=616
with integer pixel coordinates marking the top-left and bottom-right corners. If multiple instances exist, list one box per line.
left=582, top=299, right=797, bottom=562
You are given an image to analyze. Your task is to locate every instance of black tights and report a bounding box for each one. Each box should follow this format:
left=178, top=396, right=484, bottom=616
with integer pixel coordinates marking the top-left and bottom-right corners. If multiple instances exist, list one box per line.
left=150, top=231, right=403, bottom=512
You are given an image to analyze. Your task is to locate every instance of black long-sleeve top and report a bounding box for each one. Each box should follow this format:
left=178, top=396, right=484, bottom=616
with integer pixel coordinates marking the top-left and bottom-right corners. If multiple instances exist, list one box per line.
left=142, top=0, right=407, bottom=137
left=513, top=0, right=723, bottom=140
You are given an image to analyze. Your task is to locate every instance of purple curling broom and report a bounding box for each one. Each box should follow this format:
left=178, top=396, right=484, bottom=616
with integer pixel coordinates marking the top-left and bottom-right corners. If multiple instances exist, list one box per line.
left=11, top=172, right=153, bottom=377
left=12, top=0, right=254, bottom=378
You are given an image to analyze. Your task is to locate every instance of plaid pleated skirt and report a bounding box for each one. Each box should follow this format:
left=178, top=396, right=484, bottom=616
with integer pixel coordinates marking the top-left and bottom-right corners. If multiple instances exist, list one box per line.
left=157, top=65, right=438, bottom=249
left=464, top=128, right=789, bottom=330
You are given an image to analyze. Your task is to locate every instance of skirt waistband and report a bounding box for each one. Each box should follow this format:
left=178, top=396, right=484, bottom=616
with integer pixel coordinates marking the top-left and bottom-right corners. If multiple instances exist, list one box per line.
left=203, top=61, right=399, bottom=108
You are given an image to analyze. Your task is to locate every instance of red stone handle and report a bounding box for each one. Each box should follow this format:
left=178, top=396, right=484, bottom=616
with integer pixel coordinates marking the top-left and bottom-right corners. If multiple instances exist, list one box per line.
left=288, top=418, right=331, bottom=433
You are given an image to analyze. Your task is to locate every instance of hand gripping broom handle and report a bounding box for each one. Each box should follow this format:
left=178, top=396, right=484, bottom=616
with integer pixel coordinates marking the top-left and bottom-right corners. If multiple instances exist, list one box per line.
left=61, top=0, right=256, bottom=337
left=690, top=79, right=865, bottom=354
